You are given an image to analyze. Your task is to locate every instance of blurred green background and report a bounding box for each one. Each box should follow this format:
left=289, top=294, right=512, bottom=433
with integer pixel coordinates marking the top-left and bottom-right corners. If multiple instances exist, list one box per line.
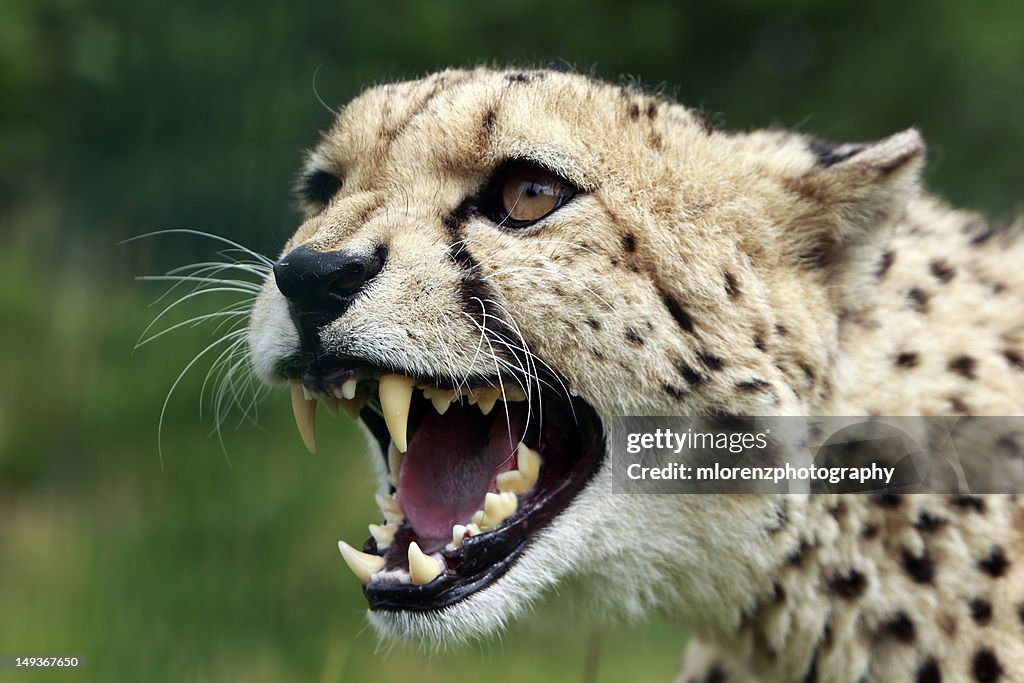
left=1, top=0, right=1020, bottom=681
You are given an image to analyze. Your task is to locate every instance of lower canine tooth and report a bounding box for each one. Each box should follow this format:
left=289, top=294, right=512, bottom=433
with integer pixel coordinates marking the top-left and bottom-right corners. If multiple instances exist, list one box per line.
left=368, top=523, right=395, bottom=549
left=408, top=541, right=442, bottom=585
left=338, top=541, right=385, bottom=583
left=378, top=374, right=414, bottom=452
left=289, top=380, right=317, bottom=454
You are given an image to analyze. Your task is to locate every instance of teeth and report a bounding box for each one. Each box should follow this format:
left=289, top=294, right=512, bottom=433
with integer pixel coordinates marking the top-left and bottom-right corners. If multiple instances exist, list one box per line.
left=451, top=524, right=469, bottom=549
left=378, top=374, right=414, bottom=452
left=425, top=388, right=456, bottom=415
left=408, top=541, right=442, bottom=585
left=341, top=379, right=358, bottom=400
left=476, top=388, right=500, bottom=415
left=289, top=380, right=317, bottom=454
left=340, top=395, right=362, bottom=420
left=387, top=443, right=403, bottom=487
left=375, top=493, right=404, bottom=524
left=495, top=442, right=542, bottom=494
left=503, top=384, right=527, bottom=402
left=479, top=491, right=517, bottom=530
left=368, top=523, right=395, bottom=549
left=338, top=541, right=385, bottom=583
left=322, top=396, right=340, bottom=416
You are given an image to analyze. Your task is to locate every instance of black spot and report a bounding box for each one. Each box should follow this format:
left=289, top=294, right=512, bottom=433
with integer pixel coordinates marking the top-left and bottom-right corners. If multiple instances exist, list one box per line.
left=948, top=355, right=977, bottom=379
left=949, top=397, right=971, bottom=414
left=797, top=361, right=816, bottom=382
left=969, top=224, right=996, bottom=246
left=754, top=335, right=767, bottom=352
left=628, top=102, right=640, bottom=120
left=702, top=664, right=727, bottom=683
left=953, top=496, right=986, bottom=513
left=646, top=101, right=658, bottom=119
left=930, top=259, right=956, bottom=283
left=663, top=383, right=686, bottom=400
left=970, top=598, right=993, bottom=625
left=971, top=649, right=1003, bottom=682
left=772, top=582, right=786, bottom=603
left=585, top=318, right=601, bottom=331
left=676, top=361, right=704, bottom=386
left=978, top=546, right=1008, bottom=577
left=876, top=250, right=895, bottom=278
left=622, top=233, right=637, bottom=252
left=505, top=72, right=530, bottom=84
left=698, top=352, right=724, bottom=371
left=861, top=523, right=880, bottom=539
left=874, top=493, right=902, bottom=508
left=808, top=139, right=864, bottom=167
left=908, top=287, right=930, bottom=313
left=902, top=549, right=935, bottom=584
left=786, top=540, right=812, bottom=566
left=993, top=282, right=1006, bottom=294
left=828, top=501, right=846, bottom=520
left=660, top=291, right=696, bottom=334
left=914, top=510, right=947, bottom=532
left=996, top=435, right=1020, bottom=457
left=828, top=569, right=867, bottom=599
left=695, top=112, right=714, bottom=135
left=625, top=328, right=645, bottom=346
left=879, top=612, right=916, bottom=643
left=1004, top=349, right=1024, bottom=370
left=916, top=658, right=941, bottom=683
left=736, top=378, right=771, bottom=392
left=895, top=352, right=920, bottom=368
left=775, top=324, right=789, bottom=336
left=724, top=271, right=740, bottom=298
left=1017, top=602, right=1024, bottom=625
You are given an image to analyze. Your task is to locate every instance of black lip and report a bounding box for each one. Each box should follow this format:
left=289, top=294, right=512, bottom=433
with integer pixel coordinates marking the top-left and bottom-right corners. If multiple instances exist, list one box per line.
left=360, top=387, right=605, bottom=612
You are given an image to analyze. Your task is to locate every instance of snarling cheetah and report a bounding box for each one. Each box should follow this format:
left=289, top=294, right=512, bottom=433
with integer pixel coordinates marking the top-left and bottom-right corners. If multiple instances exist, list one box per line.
left=245, top=67, right=1024, bottom=682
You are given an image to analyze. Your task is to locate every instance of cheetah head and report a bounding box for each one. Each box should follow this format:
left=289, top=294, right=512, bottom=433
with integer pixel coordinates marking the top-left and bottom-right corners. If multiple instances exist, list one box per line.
left=246, top=68, right=925, bottom=643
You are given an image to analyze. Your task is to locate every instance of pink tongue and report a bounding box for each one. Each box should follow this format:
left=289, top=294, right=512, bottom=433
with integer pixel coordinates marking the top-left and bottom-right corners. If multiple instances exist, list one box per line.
left=398, top=403, right=525, bottom=547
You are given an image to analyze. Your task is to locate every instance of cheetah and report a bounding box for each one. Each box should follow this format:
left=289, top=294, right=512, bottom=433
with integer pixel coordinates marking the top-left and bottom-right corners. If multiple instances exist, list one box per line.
left=244, top=68, right=1024, bottom=681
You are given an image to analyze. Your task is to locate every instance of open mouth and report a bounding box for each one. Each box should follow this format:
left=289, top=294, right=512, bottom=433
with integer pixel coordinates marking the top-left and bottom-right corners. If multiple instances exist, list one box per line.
left=286, top=361, right=605, bottom=611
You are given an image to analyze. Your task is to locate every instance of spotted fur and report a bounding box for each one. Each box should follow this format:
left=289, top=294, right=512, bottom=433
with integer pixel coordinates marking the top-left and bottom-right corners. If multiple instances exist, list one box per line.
left=247, top=68, right=1024, bottom=682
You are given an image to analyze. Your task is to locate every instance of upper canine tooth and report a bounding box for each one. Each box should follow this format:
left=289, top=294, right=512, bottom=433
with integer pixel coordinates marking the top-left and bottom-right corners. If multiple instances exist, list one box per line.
left=387, top=443, right=403, bottom=487
left=408, top=541, right=442, bottom=585
left=341, top=379, right=358, bottom=400
left=480, top=491, right=517, bottom=530
left=337, top=540, right=385, bottom=583
left=378, top=374, right=414, bottom=452
left=476, top=388, right=500, bottom=415
left=375, top=493, right=404, bottom=524
left=289, top=380, right=317, bottom=454
left=368, top=523, right=395, bottom=549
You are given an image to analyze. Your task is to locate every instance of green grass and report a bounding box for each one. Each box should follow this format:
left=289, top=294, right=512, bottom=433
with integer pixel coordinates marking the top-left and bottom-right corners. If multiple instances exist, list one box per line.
left=0, top=234, right=684, bottom=682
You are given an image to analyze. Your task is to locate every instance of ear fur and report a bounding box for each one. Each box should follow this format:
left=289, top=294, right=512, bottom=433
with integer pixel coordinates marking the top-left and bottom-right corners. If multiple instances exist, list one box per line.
left=779, top=128, right=925, bottom=309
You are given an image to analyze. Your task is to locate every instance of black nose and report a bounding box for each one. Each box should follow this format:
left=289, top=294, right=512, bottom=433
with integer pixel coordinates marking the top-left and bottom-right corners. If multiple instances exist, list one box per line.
left=273, top=244, right=386, bottom=311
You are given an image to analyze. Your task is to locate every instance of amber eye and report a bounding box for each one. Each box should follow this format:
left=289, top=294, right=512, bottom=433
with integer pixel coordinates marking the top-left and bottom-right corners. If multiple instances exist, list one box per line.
left=496, top=165, right=575, bottom=226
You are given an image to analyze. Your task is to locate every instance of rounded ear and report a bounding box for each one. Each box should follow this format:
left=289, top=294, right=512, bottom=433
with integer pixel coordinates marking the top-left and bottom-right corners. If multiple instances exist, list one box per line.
left=778, top=129, right=925, bottom=308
